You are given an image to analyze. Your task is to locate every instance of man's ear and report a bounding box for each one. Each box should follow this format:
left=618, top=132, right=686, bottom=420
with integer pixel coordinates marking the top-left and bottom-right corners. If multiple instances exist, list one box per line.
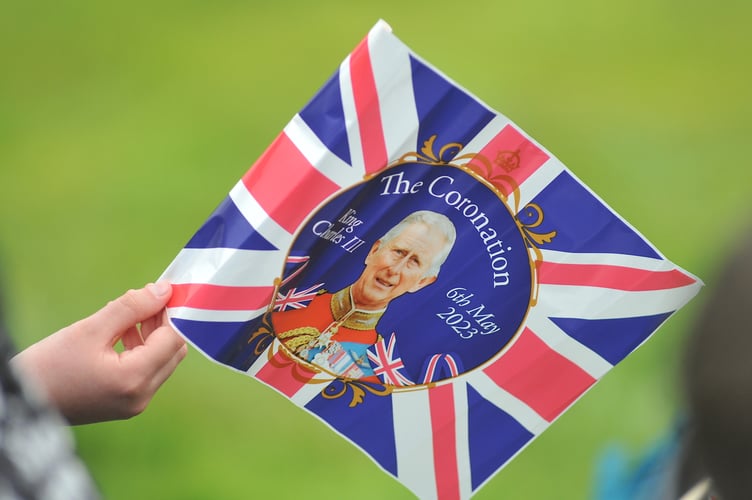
left=365, top=240, right=381, bottom=264
left=409, top=275, right=437, bottom=293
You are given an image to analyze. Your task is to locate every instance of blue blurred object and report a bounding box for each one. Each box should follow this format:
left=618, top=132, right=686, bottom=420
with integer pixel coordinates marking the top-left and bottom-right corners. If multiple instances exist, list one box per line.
left=593, top=422, right=685, bottom=500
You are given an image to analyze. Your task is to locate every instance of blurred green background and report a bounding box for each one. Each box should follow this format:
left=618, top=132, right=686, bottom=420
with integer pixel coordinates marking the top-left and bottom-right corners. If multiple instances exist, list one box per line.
left=1, top=0, right=750, bottom=498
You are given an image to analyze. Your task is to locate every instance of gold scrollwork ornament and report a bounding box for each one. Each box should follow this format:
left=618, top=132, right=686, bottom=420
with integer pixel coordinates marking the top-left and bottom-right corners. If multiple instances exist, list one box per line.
left=321, top=378, right=393, bottom=408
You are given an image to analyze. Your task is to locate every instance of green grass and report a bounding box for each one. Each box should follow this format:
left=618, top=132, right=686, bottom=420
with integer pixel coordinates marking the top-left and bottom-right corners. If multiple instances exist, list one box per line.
left=1, top=1, right=750, bottom=498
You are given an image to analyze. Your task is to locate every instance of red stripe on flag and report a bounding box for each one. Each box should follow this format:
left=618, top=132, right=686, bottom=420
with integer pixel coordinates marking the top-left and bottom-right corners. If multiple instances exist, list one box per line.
left=349, top=37, right=388, bottom=174
left=537, top=262, right=697, bottom=291
left=474, top=125, right=549, bottom=196
left=242, top=132, right=340, bottom=234
left=255, top=351, right=318, bottom=398
left=169, top=283, right=274, bottom=311
left=484, top=328, right=596, bottom=422
left=429, top=383, right=461, bottom=500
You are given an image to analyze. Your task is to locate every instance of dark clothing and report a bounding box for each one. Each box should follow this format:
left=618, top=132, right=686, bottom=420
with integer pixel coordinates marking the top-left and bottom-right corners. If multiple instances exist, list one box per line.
left=0, top=323, right=99, bottom=499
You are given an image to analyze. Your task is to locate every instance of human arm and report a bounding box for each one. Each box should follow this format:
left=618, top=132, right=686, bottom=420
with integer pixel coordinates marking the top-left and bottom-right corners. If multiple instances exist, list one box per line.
left=10, top=281, right=187, bottom=425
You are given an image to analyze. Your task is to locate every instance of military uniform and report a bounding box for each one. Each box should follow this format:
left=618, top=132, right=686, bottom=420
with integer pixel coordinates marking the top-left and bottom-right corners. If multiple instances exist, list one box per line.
left=275, top=287, right=383, bottom=381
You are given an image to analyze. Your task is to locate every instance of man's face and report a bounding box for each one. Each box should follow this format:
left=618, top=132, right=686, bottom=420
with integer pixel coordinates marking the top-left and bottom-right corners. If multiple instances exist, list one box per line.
left=351, top=222, right=446, bottom=310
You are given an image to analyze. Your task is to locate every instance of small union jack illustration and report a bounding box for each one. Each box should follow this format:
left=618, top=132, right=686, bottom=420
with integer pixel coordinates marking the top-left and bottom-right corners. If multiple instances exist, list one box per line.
left=368, top=333, right=414, bottom=387
left=273, top=282, right=324, bottom=312
left=280, top=255, right=312, bottom=287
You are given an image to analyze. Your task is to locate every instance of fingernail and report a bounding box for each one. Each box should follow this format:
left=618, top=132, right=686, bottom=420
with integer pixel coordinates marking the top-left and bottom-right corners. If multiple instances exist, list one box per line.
left=148, top=281, right=171, bottom=297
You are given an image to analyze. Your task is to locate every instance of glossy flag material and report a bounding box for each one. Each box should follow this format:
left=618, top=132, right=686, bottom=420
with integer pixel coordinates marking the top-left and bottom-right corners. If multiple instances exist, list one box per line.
left=161, top=20, right=702, bottom=499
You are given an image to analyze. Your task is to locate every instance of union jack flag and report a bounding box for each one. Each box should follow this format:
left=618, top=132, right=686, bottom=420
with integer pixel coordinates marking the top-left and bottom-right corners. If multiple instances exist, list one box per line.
left=161, top=20, right=702, bottom=499
left=279, top=255, right=311, bottom=287
left=368, top=332, right=414, bottom=387
left=273, top=282, right=323, bottom=312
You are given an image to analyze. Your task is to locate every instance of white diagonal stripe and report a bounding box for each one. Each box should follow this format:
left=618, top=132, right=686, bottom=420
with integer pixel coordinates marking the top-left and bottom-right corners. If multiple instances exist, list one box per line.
left=246, top=342, right=275, bottom=377
left=525, top=310, right=613, bottom=379
left=339, top=55, right=366, bottom=173
left=516, top=158, right=566, bottom=211
left=290, top=374, right=338, bottom=406
left=229, top=182, right=293, bottom=250
left=465, top=372, right=548, bottom=435
left=284, top=114, right=362, bottom=188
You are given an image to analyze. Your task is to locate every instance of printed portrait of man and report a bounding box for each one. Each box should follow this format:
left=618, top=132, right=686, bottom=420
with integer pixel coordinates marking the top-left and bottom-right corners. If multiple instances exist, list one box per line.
left=273, top=210, right=456, bottom=381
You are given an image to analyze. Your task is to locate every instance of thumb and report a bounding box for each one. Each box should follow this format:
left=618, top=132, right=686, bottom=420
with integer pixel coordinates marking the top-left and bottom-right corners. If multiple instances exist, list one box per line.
left=86, top=282, right=173, bottom=344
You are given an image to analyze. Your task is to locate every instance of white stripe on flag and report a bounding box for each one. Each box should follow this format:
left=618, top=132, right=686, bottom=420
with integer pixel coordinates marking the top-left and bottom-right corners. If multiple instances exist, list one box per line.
left=284, top=115, right=362, bottom=188
left=166, top=306, right=266, bottom=323
left=228, top=181, right=293, bottom=250
left=515, top=157, right=566, bottom=212
left=392, top=389, right=438, bottom=500
left=246, top=342, right=275, bottom=377
left=289, top=375, right=335, bottom=407
left=537, top=282, right=702, bottom=320
left=368, top=24, right=420, bottom=163
left=540, top=249, right=680, bottom=271
left=338, top=55, right=366, bottom=174
left=465, top=372, right=549, bottom=436
left=452, top=382, right=472, bottom=500
left=525, top=311, right=613, bottom=379
left=163, top=248, right=283, bottom=287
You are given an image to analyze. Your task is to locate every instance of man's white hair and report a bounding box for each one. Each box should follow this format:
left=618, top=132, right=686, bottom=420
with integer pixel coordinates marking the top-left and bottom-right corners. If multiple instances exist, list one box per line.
left=379, top=210, right=456, bottom=277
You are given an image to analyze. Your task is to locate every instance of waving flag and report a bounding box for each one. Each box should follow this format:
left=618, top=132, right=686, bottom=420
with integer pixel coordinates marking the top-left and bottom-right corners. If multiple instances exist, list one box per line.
left=161, top=20, right=701, bottom=499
